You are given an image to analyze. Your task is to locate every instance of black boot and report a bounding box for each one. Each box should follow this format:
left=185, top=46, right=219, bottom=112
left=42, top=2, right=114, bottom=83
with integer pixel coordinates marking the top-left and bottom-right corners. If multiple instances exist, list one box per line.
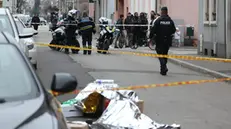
left=160, top=66, right=168, bottom=76
left=88, top=46, right=92, bottom=55
left=65, top=49, right=69, bottom=54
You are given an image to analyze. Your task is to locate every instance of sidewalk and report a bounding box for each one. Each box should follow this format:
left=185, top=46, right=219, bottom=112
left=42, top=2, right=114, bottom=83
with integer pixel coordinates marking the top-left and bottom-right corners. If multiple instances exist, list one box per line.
left=117, top=46, right=231, bottom=79
left=81, top=35, right=231, bottom=79
left=168, top=47, right=231, bottom=80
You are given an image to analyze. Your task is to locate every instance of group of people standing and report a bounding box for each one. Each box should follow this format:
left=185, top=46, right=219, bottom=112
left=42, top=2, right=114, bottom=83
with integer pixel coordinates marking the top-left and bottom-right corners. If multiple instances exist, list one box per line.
left=116, top=12, right=150, bottom=47
left=48, top=9, right=96, bottom=55
left=62, top=10, right=96, bottom=55
left=117, top=7, right=176, bottom=76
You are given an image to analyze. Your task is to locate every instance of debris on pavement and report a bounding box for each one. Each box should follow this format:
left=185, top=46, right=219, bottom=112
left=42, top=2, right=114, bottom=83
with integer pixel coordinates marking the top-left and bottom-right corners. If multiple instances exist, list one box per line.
left=61, top=79, right=181, bottom=129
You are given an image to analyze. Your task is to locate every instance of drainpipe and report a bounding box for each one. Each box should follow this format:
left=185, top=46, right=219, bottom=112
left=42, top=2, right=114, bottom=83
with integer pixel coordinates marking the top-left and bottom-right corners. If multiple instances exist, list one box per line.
left=225, top=0, right=231, bottom=58
left=199, top=34, right=203, bottom=53
left=224, top=0, right=227, bottom=58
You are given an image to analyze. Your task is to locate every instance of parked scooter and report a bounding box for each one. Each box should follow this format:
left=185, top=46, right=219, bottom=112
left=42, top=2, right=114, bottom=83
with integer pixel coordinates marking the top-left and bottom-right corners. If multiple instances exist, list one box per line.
left=49, top=21, right=80, bottom=52
left=97, top=17, right=116, bottom=54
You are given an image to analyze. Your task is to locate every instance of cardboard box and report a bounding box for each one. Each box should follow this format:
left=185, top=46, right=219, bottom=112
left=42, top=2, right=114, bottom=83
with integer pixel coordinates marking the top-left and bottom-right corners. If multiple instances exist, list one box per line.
left=62, top=105, right=83, bottom=117
left=67, top=121, right=89, bottom=129
left=136, top=100, right=144, bottom=113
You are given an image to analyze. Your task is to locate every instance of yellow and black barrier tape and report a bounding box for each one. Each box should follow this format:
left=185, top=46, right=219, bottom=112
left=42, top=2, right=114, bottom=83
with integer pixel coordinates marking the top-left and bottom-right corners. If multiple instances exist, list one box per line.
left=50, top=77, right=231, bottom=96
left=36, top=43, right=231, bottom=63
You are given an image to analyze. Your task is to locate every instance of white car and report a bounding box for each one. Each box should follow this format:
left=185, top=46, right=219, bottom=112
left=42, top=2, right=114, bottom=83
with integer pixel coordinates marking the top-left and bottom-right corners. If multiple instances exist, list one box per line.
left=0, top=8, right=36, bottom=68
left=13, top=14, right=30, bottom=25
left=14, top=17, right=38, bottom=69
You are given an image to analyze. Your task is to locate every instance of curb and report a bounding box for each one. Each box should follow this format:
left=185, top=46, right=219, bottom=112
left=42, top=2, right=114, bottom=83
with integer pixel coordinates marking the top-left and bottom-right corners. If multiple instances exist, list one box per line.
left=168, top=58, right=231, bottom=83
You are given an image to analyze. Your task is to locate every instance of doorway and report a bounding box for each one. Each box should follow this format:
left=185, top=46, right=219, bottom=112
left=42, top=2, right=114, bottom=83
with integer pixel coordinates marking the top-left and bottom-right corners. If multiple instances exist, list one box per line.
left=118, top=0, right=124, bottom=17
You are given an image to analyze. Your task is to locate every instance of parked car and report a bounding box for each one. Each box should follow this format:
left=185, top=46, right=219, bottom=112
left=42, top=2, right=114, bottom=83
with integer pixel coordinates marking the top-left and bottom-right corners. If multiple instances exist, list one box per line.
left=0, top=8, right=37, bottom=67
left=0, top=31, right=78, bottom=129
left=14, top=16, right=38, bottom=69
left=39, top=17, right=47, bottom=25
left=25, top=17, right=32, bottom=27
left=13, top=14, right=30, bottom=25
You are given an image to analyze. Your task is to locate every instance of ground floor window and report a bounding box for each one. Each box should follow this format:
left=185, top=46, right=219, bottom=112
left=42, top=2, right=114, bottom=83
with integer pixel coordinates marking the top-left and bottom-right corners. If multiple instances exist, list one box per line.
left=204, top=0, right=217, bottom=25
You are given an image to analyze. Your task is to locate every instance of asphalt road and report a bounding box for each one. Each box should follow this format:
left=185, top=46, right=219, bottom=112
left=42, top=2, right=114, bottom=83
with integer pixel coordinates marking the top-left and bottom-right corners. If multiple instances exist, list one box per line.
left=35, top=26, right=231, bottom=129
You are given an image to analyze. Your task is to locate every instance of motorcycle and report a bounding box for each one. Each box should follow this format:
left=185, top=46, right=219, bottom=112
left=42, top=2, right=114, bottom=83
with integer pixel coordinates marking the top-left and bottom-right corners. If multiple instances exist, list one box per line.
left=49, top=26, right=66, bottom=51
left=49, top=25, right=80, bottom=52
left=97, top=25, right=116, bottom=54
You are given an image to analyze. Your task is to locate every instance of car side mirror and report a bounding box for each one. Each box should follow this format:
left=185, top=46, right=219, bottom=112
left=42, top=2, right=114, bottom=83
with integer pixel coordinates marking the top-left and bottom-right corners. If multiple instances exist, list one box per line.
left=51, top=73, right=78, bottom=96
left=19, top=28, right=34, bottom=38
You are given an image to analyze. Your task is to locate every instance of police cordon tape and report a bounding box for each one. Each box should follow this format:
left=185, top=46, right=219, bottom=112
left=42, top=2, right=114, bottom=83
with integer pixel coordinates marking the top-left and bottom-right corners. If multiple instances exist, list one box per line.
left=31, top=22, right=191, bottom=27
left=36, top=43, right=231, bottom=63
left=50, top=77, right=231, bottom=96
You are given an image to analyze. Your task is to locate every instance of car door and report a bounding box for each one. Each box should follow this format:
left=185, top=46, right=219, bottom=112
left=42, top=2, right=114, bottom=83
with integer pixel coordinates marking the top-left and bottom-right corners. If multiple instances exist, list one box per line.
left=14, top=19, right=30, bottom=57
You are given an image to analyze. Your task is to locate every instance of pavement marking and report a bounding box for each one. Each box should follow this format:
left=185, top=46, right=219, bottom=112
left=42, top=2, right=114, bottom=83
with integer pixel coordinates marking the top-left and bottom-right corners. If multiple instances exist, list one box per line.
left=50, top=77, right=231, bottom=96
left=36, top=42, right=231, bottom=63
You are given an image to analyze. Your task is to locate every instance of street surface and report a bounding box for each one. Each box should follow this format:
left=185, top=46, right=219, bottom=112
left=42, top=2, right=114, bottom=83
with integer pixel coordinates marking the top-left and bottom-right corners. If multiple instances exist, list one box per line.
left=35, top=26, right=231, bottom=129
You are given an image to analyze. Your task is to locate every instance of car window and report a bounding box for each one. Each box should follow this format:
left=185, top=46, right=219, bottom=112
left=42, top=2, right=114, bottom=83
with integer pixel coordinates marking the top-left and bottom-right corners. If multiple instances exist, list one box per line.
left=0, top=44, right=39, bottom=102
left=39, top=17, right=45, bottom=21
left=0, top=15, right=15, bottom=37
left=15, top=20, right=25, bottom=34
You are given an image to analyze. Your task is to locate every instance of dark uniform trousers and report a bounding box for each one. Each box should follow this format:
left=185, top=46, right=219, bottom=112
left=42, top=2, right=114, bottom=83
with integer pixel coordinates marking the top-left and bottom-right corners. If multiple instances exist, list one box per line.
left=156, top=47, right=169, bottom=71
left=65, top=36, right=80, bottom=53
left=155, top=38, right=171, bottom=73
left=82, top=32, right=92, bottom=55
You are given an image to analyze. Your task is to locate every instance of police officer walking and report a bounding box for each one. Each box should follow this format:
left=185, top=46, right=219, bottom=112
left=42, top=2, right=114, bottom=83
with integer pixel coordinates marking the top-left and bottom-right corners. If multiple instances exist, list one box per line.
left=78, top=12, right=96, bottom=55
left=149, top=7, right=176, bottom=76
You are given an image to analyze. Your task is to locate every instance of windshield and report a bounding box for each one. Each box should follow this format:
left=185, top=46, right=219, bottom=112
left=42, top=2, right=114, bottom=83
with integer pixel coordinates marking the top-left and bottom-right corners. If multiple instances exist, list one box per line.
left=0, top=15, right=15, bottom=37
left=15, top=20, right=25, bottom=34
left=0, top=44, right=39, bottom=102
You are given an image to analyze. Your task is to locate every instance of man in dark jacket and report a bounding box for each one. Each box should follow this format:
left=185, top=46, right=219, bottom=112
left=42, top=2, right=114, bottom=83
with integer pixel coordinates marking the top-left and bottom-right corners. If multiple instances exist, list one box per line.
left=78, top=12, right=96, bottom=55
left=124, top=12, right=133, bottom=47
left=50, top=12, right=59, bottom=31
left=31, top=14, right=40, bottom=30
left=64, top=9, right=80, bottom=54
left=150, top=10, right=156, bottom=27
left=139, top=12, right=148, bottom=46
left=115, top=15, right=125, bottom=48
left=150, top=7, right=176, bottom=76
left=132, top=12, right=140, bottom=48
left=116, top=14, right=124, bottom=31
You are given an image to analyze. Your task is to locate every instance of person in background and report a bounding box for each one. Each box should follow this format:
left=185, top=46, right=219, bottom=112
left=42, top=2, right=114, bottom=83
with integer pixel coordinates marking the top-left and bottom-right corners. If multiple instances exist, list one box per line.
left=31, top=14, right=40, bottom=31
left=116, top=14, right=124, bottom=31
left=115, top=14, right=125, bottom=48
left=150, top=10, right=156, bottom=26
left=132, top=12, right=140, bottom=48
left=78, top=12, right=96, bottom=55
left=174, top=27, right=181, bottom=47
left=139, top=12, right=148, bottom=46
left=149, top=7, right=176, bottom=76
left=50, top=11, right=59, bottom=31
left=124, top=12, right=133, bottom=48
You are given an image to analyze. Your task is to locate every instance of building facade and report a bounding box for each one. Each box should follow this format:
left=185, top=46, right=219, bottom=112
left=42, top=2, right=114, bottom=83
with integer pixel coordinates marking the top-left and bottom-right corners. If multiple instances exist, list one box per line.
left=58, top=0, right=89, bottom=15
left=2, top=0, right=17, bottom=13
left=100, top=0, right=115, bottom=21
left=159, top=0, right=199, bottom=45
left=114, top=0, right=157, bottom=21
left=198, top=0, right=231, bottom=58
left=0, top=0, right=2, bottom=8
